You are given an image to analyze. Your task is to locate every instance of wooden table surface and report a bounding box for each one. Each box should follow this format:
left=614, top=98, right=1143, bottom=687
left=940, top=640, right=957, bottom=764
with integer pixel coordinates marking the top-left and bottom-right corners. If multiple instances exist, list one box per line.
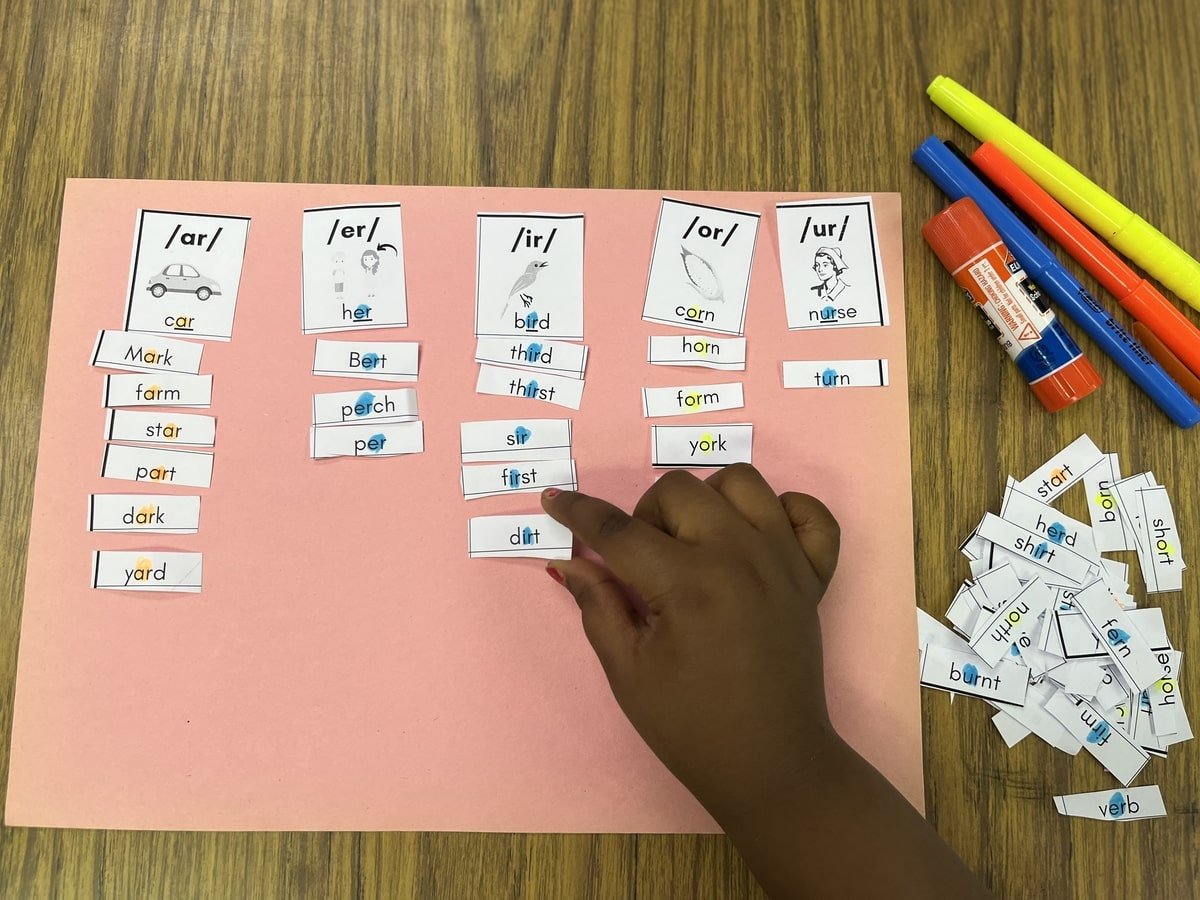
left=2, top=1, right=1197, bottom=896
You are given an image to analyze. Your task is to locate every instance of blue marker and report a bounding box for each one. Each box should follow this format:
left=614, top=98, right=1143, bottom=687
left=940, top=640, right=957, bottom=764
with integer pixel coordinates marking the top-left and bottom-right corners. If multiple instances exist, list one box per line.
left=913, top=137, right=1200, bottom=428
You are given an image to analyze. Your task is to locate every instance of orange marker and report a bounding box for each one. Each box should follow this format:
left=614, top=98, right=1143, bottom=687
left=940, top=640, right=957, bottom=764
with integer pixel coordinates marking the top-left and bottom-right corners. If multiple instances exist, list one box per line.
left=1132, top=322, right=1200, bottom=404
left=971, top=141, right=1200, bottom=380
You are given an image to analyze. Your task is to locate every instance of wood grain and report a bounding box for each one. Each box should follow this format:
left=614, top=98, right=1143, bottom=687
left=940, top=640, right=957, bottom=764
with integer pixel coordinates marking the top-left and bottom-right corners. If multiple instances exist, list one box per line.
left=2, top=0, right=1198, bottom=896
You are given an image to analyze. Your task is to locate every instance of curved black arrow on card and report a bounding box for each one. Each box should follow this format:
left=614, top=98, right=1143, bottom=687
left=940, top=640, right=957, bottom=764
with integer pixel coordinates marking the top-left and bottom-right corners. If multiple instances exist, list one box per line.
left=377, top=243, right=399, bottom=254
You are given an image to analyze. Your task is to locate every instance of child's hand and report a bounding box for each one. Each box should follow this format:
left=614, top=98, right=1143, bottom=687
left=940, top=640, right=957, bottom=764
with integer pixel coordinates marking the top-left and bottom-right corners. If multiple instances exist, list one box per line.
left=542, top=464, right=991, bottom=900
left=541, top=464, right=841, bottom=823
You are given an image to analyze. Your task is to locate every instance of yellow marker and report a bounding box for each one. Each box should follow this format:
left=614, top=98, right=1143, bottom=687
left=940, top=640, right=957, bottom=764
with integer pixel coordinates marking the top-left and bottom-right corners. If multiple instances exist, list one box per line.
left=927, top=76, right=1200, bottom=310
left=133, top=556, right=154, bottom=579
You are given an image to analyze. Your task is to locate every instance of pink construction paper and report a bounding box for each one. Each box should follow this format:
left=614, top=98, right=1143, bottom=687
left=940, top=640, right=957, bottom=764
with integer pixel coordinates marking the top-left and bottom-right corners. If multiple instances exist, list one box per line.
left=6, top=180, right=922, bottom=831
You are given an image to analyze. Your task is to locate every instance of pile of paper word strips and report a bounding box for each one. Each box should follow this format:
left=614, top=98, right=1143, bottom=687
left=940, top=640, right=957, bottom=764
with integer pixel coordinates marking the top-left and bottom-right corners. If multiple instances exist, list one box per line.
left=918, top=434, right=1189, bottom=822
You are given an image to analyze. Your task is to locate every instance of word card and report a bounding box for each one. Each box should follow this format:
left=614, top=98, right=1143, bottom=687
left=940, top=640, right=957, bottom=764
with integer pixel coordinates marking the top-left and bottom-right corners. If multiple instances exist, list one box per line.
left=302, top=203, right=408, bottom=333
left=105, top=410, right=216, bottom=447
left=460, top=460, right=578, bottom=500
left=650, top=424, right=753, bottom=468
left=310, top=421, right=425, bottom=459
left=642, top=198, right=759, bottom=336
left=123, top=210, right=250, bottom=341
left=101, top=443, right=214, bottom=488
left=312, top=389, right=418, bottom=426
left=467, top=514, right=573, bottom=560
left=783, top=359, right=889, bottom=389
left=103, top=373, right=213, bottom=408
left=91, top=330, right=203, bottom=375
left=919, top=643, right=1029, bottom=706
left=312, top=339, right=419, bottom=382
left=1053, top=786, right=1166, bottom=822
left=476, top=364, right=584, bottom=410
left=88, top=494, right=201, bottom=534
left=474, top=338, right=588, bottom=379
left=647, top=335, right=746, bottom=371
left=92, top=550, right=203, bottom=593
left=641, top=382, right=745, bottom=418
left=776, top=196, right=890, bottom=330
left=460, top=419, right=573, bottom=463
left=1016, top=434, right=1103, bottom=503
left=1083, top=453, right=1131, bottom=552
left=476, top=213, right=584, bottom=340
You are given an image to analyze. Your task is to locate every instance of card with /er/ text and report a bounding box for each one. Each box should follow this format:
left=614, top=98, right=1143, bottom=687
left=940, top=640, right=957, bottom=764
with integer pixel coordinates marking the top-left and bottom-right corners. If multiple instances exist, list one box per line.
left=302, top=203, right=409, bottom=333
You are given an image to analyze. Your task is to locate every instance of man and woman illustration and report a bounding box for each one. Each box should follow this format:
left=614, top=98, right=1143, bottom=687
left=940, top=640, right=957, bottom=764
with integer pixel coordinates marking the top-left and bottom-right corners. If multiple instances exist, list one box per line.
left=330, top=248, right=382, bottom=301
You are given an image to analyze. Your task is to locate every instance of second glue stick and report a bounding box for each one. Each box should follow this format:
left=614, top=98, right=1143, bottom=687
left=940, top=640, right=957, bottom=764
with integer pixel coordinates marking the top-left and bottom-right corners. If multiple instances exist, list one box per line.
left=923, top=197, right=1102, bottom=412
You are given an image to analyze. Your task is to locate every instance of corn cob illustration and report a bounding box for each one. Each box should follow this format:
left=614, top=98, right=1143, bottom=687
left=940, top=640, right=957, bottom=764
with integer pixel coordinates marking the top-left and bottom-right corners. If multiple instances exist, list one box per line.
left=680, top=246, right=724, bottom=303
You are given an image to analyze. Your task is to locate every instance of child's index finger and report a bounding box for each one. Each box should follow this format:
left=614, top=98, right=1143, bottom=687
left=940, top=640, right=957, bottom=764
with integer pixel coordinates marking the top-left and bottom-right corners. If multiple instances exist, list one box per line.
left=540, top=488, right=683, bottom=603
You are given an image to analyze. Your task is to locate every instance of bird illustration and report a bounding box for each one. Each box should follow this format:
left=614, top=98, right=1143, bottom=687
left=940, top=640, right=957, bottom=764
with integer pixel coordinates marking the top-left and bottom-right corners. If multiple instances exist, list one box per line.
left=502, top=260, right=549, bottom=318
left=680, top=246, right=723, bottom=303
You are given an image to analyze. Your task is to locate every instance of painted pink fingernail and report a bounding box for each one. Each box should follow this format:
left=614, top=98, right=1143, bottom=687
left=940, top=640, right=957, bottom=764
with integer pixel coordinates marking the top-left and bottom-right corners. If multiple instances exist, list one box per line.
left=543, top=488, right=562, bottom=500
left=545, top=564, right=565, bottom=585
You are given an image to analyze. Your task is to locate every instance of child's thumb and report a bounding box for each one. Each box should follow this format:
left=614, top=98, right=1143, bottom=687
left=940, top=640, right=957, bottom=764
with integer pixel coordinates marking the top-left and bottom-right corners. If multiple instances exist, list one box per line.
left=547, top=558, right=639, bottom=681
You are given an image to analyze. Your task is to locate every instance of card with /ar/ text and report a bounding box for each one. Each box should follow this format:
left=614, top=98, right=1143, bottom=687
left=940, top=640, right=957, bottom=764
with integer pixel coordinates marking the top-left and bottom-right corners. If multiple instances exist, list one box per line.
left=476, top=364, right=584, bottom=410
left=310, top=421, right=425, bottom=459
left=312, top=339, right=419, bottom=382
left=123, top=209, right=250, bottom=341
left=460, top=460, right=578, bottom=501
left=642, top=198, right=760, bottom=336
left=474, top=337, right=588, bottom=380
left=476, top=213, right=584, bottom=340
left=90, top=330, right=203, bottom=375
left=88, top=494, right=201, bottom=534
left=647, top=335, right=746, bottom=371
left=103, top=373, right=213, bottom=408
left=641, top=382, right=744, bottom=418
left=312, top=388, right=418, bottom=426
left=467, top=514, right=573, bottom=560
left=101, top=443, right=215, bottom=488
left=776, top=197, right=890, bottom=330
left=92, top=550, right=203, bottom=593
left=651, top=424, right=753, bottom=468
left=782, top=359, right=889, bottom=389
left=105, top=409, right=216, bottom=447
left=302, top=203, right=408, bottom=333
left=459, top=419, right=573, bottom=464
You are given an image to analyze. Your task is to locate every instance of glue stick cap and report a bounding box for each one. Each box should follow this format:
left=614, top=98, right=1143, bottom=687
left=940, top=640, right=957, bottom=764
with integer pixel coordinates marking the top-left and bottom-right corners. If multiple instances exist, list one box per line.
left=1027, top=343, right=1103, bottom=413
left=921, top=197, right=1000, bottom=272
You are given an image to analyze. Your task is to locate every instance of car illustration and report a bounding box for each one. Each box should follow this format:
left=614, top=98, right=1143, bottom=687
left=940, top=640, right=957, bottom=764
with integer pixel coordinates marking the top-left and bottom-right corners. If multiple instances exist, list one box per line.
left=146, top=264, right=221, bottom=301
